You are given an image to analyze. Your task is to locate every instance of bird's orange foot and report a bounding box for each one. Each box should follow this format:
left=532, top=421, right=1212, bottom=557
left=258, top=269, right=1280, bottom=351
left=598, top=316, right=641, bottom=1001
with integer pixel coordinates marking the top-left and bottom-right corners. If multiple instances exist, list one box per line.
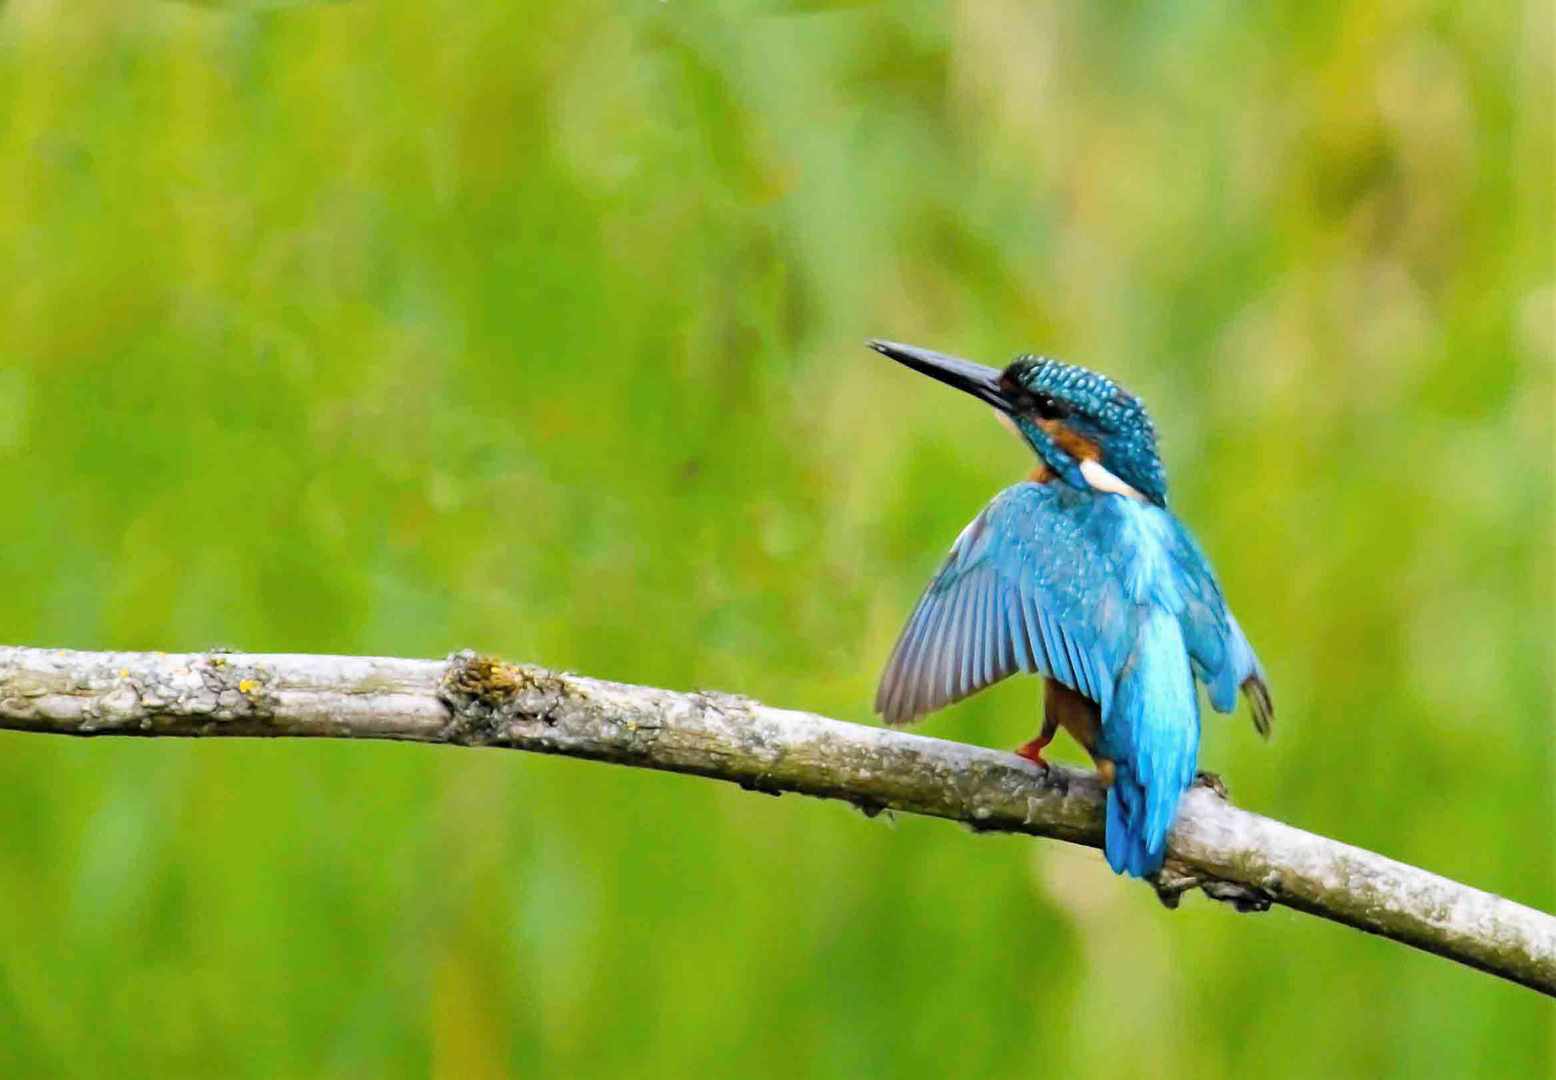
left=1015, top=737, right=1051, bottom=769
left=1194, top=770, right=1229, bottom=799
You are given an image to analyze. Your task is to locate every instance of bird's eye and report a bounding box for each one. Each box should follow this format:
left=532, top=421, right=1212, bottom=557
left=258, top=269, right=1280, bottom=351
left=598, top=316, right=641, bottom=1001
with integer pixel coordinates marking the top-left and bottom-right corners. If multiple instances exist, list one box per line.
left=1033, top=393, right=1069, bottom=420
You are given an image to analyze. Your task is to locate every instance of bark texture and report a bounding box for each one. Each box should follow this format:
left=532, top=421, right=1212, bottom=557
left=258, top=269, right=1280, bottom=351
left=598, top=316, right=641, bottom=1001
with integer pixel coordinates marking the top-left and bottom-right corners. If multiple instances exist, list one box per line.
left=1, top=645, right=1550, bottom=995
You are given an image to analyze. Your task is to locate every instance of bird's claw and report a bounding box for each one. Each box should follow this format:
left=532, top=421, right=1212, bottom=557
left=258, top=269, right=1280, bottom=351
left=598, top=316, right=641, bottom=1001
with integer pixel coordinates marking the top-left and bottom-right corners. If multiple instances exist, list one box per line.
left=1151, top=860, right=1274, bottom=913
left=1194, top=770, right=1229, bottom=799
left=1150, top=863, right=1199, bottom=908
left=1014, top=740, right=1051, bottom=772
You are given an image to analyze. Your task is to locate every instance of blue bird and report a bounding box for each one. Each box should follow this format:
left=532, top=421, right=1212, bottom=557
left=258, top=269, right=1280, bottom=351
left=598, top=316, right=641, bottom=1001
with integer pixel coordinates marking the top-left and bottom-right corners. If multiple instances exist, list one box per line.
left=871, top=340, right=1272, bottom=877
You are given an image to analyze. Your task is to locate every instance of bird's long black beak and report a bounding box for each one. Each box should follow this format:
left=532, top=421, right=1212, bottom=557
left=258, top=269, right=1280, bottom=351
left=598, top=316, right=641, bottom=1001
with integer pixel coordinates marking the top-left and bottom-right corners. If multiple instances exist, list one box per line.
left=868, top=339, right=1015, bottom=414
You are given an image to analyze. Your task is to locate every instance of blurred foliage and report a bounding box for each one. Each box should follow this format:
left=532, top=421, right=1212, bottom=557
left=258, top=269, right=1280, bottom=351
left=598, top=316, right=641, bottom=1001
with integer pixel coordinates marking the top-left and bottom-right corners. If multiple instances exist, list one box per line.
left=0, top=0, right=1552, bottom=1075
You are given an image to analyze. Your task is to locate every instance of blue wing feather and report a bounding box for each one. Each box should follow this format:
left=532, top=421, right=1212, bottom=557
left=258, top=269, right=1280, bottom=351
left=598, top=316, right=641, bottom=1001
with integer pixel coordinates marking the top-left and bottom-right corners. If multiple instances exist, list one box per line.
left=877, top=482, right=1121, bottom=722
left=1163, top=517, right=1272, bottom=733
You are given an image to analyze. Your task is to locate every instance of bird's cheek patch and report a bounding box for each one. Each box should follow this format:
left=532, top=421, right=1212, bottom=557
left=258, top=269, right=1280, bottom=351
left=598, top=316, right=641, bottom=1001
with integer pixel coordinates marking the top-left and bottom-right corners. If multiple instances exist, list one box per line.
left=1038, top=418, right=1102, bottom=463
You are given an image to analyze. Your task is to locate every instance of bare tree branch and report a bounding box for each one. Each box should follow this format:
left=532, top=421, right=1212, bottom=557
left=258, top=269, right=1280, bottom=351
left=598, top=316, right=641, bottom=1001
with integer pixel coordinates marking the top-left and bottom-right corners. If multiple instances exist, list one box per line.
left=1, top=645, right=1551, bottom=995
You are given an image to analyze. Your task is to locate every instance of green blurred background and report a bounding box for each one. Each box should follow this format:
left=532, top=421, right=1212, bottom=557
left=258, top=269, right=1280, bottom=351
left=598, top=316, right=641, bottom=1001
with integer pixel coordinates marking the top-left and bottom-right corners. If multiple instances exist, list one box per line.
left=1, top=0, right=1551, bottom=1075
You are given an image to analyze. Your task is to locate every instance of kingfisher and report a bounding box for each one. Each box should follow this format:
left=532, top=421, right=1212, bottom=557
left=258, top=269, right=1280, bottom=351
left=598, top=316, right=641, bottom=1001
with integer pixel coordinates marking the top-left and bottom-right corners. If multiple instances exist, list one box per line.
left=871, top=340, right=1272, bottom=877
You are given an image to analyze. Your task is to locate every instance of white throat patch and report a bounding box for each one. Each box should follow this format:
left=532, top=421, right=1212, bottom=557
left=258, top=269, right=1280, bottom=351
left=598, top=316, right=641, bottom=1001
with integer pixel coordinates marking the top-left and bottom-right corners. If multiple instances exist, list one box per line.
left=1080, top=458, right=1147, bottom=501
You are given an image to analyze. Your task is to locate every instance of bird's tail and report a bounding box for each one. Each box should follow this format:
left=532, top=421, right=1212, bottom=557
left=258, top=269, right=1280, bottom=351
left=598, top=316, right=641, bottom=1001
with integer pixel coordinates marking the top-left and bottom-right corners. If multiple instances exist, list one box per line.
left=1105, top=766, right=1180, bottom=877
left=1103, top=609, right=1199, bottom=877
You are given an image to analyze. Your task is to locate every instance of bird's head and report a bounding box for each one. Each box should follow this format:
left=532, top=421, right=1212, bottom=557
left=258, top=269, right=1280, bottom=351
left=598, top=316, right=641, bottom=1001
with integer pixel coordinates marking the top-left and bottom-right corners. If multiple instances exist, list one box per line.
left=870, top=339, right=1167, bottom=507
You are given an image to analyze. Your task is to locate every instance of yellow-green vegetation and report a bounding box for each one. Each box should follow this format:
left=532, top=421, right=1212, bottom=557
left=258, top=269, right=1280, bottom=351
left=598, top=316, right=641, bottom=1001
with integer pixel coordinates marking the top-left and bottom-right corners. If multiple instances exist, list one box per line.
left=0, top=1, right=1549, bottom=1076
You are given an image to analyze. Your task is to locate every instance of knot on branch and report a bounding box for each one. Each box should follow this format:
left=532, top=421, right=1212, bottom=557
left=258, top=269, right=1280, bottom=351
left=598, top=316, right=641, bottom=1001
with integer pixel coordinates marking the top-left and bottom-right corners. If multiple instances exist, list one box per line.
left=437, top=650, right=570, bottom=744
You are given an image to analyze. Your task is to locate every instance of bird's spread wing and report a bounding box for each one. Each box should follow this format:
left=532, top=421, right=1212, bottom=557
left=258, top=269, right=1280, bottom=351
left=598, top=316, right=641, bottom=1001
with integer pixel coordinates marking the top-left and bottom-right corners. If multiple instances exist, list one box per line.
left=875, top=482, right=1133, bottom=726
left=875, top=482, right=1272, bottom=732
